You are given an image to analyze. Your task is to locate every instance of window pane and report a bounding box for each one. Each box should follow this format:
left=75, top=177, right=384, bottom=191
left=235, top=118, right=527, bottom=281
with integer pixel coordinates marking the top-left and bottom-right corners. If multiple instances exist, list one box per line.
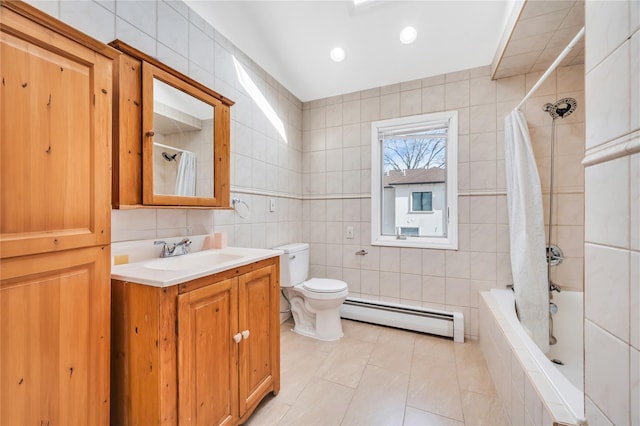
left=381, top=134, right=446, bottom=237
left=412, top=193, right=421, bottom=211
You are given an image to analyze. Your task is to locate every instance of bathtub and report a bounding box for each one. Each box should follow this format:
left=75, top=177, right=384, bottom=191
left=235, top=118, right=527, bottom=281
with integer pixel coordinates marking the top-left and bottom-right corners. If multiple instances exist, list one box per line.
left=479, top=289, right=587, bottom=425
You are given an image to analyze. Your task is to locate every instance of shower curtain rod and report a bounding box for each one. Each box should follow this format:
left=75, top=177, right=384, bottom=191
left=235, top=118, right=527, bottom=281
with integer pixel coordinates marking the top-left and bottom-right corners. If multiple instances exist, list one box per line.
left=153, top=141, right=188, bottom=153
left=515, top=27, right=585, bottom=111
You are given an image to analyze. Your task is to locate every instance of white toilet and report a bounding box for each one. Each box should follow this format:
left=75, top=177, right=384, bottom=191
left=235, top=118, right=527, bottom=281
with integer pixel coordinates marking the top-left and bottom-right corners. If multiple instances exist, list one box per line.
left=275, top=243, right=348, bottom=341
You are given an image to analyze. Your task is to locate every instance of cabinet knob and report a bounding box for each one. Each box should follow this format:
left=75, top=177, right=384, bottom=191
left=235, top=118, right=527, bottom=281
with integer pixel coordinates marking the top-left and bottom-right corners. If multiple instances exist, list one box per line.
left=241, top=330, right=250, bottom=340
left=233, top=333, right=242, bottom=343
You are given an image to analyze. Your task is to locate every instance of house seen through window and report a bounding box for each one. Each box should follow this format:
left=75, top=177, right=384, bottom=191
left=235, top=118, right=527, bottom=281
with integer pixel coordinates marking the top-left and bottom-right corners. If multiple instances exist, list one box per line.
left=371, top=111, right=458, bottom=249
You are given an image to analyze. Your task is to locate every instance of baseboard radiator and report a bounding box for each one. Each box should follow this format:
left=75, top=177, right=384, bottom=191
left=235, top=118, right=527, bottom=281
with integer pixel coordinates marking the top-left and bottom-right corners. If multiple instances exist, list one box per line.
left=340, top=297, right=464, bottom=343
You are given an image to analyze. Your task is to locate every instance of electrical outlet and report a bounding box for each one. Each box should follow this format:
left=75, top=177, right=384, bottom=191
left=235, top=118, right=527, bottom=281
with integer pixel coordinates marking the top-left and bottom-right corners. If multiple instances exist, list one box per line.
left=346, top=226, right=354, bottom=239
left=269, top=198, right=276, bottom=212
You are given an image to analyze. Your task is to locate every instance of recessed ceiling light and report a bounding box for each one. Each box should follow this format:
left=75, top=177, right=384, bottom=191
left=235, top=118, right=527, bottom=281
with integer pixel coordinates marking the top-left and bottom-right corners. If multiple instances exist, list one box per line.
left=330, top=47, right=346, bottom=63
left=400, top=26, right=417, bottom=44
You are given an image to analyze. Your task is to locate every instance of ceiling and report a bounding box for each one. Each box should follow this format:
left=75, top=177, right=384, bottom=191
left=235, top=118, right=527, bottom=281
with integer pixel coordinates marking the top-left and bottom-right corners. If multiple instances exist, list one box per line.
left=185, top=1, right=585, bottom=103
left=492, top=0, right=585, bottom=79
left=186, top=0, right=515, bottom=102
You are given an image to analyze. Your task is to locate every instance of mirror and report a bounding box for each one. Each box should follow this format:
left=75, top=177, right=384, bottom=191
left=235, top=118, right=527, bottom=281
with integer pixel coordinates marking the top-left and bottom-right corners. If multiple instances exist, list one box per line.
left=142, top=61, right=230, bottom=207
left=151, top=78, right=214, bottom=198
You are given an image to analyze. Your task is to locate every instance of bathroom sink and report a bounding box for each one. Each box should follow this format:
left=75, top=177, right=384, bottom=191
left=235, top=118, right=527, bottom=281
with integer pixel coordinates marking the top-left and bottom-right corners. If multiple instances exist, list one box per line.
left=144, top=251, right=243, bottom=271
left=111, top=243, right=283, bottom=287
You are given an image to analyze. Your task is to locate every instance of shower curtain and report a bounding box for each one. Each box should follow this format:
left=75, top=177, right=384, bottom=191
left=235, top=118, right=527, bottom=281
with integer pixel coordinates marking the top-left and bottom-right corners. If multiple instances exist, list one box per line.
left=175, top=151, right=196, bottom=196
left=504, top=109, right=549, bottom=353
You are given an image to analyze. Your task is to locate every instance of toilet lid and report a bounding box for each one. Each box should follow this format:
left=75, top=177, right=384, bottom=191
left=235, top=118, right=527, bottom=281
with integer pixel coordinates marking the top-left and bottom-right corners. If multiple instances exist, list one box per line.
left=303, top=278, right=347, bottom=293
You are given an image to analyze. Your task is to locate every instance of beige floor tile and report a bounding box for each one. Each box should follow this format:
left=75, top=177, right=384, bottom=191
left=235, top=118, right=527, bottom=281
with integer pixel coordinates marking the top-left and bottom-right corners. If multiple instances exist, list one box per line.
left=341, top=364, right=410, bottom=425
left=407, top=355, right=464, bottom=421
left=460, top=390, right=508, bottom=426
left=281, top=321, right=342, bottom=355
left=403, top=406, right=465, bottom=426
left=261, top=318, right=506, bottom=426
left=454, top=341, right=497, bottom=396
left=376, top=324, right=420, bottom=346
left=244, top=395, right=291, bottom=426
left=277, top=376, right=354, bottom=426
left=315, top=336, right=375, bottom=388
left=368, top=327, right=417, bottom=373
left=278, top=332, right=330, bottom=405
left=342, top=319, right=382, bottom=343
left=413, top=333, right=456, bottom=362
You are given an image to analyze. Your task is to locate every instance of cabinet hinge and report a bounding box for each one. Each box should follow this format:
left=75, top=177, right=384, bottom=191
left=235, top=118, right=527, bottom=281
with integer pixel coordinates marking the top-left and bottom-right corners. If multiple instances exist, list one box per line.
left=175, top=319, right=179, bottom=335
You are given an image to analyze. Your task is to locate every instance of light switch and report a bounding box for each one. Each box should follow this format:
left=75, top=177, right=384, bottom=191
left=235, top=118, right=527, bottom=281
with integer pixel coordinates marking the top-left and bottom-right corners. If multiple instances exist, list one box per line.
left=346, top=226, right=354, bottom=239
left=269, top=198, right=276, bottom=212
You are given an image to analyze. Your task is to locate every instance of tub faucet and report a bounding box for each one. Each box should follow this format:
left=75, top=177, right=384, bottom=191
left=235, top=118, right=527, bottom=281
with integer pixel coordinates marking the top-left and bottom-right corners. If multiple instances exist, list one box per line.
left=154, top=238, right=192, bottom=258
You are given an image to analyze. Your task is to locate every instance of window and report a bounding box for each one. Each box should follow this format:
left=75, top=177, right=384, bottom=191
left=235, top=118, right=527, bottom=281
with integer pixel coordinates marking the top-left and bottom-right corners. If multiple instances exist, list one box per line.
left=371, top=111, right=458, bottom=249
left=411, top=191, right=432, bottom=212
left=399, top=226, right=420, bottom=236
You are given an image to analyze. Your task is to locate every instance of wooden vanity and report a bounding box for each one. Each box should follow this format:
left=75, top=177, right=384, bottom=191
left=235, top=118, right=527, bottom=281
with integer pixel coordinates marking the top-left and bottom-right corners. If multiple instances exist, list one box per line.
left=111, top=252, right=280, bottom=426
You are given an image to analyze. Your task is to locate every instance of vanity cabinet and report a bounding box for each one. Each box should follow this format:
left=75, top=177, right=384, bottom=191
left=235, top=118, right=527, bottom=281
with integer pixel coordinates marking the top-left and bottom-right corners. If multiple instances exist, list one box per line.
left=111, top=257, right=280, bottom=425
left=109, top=40, right=233, bottom=209
left=1, top=1, right=114, bottom=424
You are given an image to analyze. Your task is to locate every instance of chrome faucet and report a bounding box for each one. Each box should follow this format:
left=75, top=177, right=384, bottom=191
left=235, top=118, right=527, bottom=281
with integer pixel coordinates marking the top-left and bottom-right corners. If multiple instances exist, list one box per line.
left=154, top=238, right=192, bottom=258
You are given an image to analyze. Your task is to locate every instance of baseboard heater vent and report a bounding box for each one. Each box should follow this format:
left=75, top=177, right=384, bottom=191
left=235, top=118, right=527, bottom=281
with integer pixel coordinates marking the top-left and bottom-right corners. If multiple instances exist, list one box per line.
left=340, top=297, right=464, bottom=343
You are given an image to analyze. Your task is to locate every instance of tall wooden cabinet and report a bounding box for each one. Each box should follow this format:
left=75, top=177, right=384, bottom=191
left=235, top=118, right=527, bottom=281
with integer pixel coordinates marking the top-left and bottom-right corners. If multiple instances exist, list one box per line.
left=0, top=2, right=115, bottom=424
left=112, top=257, right=281, bottom=426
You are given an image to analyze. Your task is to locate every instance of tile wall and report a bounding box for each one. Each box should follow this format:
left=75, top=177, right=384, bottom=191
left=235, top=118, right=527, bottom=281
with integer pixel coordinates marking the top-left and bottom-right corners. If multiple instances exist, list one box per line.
left=583, top=0, right=640, bottom=424
left=25, top=0, right=306, bottom=250
left=301, top=64, right=585, bottom=339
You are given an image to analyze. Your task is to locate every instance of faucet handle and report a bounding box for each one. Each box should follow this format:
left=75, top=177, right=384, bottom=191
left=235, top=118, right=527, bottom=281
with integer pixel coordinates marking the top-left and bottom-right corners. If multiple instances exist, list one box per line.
left=154, top=240, right=170, bottom=257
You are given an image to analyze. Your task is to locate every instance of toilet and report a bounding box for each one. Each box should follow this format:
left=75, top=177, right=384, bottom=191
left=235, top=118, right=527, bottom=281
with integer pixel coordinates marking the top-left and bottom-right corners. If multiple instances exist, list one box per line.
left=274, top=243, right=348, bottom=341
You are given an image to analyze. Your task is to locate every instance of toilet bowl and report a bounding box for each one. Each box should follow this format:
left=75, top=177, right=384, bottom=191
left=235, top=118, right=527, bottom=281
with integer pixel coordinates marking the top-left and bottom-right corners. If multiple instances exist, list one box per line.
left=274, top=243, right=348, bottom=341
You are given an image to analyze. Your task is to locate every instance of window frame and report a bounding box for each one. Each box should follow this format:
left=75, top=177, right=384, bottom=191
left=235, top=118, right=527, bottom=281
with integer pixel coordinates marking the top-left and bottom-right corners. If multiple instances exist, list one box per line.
left=371, top=111, right=458, bottom=250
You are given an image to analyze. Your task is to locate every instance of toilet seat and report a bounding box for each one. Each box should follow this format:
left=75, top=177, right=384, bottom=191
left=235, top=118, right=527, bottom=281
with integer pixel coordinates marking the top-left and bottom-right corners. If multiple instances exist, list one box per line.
left=302, top=278, right=348, bottom=293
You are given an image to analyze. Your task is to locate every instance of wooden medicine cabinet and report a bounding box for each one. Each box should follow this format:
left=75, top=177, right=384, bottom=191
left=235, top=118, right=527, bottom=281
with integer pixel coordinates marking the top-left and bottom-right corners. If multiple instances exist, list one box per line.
left=110, top=40, right=233, bottom=208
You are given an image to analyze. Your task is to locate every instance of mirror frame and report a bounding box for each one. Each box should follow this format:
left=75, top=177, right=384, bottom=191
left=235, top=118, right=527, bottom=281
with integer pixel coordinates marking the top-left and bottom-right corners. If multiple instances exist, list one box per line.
left=142, top=62, right=229, bottom=206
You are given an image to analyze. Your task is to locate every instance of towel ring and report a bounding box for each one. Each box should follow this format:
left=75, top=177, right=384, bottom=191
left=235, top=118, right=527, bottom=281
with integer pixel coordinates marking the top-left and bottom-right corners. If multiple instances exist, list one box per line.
left=232, top=197, right=251, bottom=219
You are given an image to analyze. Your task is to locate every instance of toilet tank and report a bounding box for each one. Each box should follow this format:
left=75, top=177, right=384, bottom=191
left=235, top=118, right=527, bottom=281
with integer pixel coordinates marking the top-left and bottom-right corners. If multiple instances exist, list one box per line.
left=273, top=243, right=309, bottom=287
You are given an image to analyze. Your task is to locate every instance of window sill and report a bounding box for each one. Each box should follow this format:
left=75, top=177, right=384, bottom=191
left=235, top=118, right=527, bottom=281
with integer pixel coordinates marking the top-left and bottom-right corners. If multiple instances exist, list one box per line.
left=371, top=236, right=458, bottom=250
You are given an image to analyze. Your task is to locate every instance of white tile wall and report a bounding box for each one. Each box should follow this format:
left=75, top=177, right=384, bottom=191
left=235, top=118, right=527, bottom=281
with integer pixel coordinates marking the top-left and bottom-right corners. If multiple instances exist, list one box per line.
left=584, top=244, right=630, bottom=342
left=584, top=2, right=639, bottom=425
left=584, top=0, right=630, bottom=73
left=585, top=43, right=631, bottom=149
left=585, top=320, right=630, bottom=426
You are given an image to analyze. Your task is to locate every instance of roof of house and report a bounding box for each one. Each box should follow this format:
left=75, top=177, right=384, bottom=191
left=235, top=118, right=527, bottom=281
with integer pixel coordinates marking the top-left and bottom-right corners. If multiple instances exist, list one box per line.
left=383, top=168, right=446, bottom=186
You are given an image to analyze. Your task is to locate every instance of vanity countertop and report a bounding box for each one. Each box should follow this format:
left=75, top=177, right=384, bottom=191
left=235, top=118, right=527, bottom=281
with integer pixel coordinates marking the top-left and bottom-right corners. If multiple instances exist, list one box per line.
left=111, top=240, right=283, bottom=287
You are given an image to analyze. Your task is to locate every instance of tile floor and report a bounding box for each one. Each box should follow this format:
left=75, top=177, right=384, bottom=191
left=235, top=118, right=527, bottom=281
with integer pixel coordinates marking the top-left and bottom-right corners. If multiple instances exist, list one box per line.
left=246, top=319, right=509, bottom=426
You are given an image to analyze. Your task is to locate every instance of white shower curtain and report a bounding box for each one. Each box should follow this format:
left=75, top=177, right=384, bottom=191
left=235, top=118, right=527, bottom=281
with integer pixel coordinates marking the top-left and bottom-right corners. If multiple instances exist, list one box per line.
left=175, top=151, right=196, bottom=196
left=504, top=109, right=549, bottom=353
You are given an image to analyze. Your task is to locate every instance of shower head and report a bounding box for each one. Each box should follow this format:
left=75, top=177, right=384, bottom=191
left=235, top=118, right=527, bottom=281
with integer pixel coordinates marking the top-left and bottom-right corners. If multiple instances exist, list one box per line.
left=543, top=98, right=577, bottom=119
left=161, top=152, right=178, bottom=162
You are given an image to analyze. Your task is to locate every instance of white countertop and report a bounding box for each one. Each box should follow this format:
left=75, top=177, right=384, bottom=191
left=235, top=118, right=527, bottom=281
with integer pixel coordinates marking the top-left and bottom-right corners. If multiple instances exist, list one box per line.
left=111, top=239, right=282, bottom=287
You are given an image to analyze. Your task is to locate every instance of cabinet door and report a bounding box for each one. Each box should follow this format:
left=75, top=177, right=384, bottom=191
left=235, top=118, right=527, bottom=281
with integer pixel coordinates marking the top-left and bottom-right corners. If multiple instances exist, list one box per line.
left=178, top=277, right=239, bottom=426
left=237, top=264, right=279, bottom=418
left=0, top=246, right=110, bottom=425
left=0, top=5, right=112, bottom=258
